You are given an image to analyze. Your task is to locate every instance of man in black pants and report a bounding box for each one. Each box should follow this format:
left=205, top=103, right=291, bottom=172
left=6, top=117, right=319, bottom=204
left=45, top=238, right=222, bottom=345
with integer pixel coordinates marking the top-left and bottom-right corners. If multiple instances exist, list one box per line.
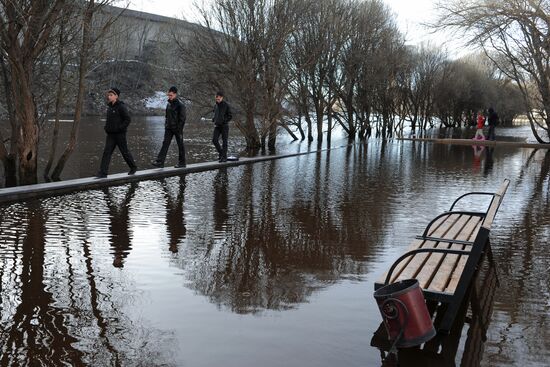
left=96, top=87, right=137, bottom=178
left=487, top=107, right=499, bottom=141
left=212, top=91, right=232, bottom=162
left=152, top=86, right=187, bottom=168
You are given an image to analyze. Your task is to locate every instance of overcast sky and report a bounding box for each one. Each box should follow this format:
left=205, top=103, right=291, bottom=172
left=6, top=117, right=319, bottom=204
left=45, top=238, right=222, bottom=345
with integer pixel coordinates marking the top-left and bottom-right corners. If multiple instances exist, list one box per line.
left=126, top=0, right=461, bottom=52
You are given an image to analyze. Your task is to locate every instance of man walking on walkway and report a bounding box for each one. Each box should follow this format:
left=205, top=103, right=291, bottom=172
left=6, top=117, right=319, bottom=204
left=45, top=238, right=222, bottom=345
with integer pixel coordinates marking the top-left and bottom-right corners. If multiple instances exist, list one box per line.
left=212, top=91, right=232, bottom=162
left=96, top=87, right=137, bottom=178
left=487, top=107, right=499, bottom=141
left=152, top=86, right=187, bottom=168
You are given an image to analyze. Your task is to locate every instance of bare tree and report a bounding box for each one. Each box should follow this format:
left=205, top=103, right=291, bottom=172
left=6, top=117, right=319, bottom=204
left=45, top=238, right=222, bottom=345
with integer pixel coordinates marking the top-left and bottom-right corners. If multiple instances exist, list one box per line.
left=50, top=1, right=124, bottom=180
left=287, top=0, right=350, bottom=146
left=434, top=0, right=550, bottom=143
left=0, top=0, right=66, bottom=184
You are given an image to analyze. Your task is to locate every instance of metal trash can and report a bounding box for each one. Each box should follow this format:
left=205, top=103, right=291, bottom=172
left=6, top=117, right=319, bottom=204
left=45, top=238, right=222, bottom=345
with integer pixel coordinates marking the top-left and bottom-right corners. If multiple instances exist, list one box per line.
left=374, top=279, right=436, bottom=348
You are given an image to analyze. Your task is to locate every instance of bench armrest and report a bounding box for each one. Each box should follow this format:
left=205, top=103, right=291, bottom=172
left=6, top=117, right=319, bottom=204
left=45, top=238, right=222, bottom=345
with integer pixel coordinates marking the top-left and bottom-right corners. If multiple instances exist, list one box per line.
left=449, top=192, right=494, bottom=211
left=384, top=248, right=471, bottom=285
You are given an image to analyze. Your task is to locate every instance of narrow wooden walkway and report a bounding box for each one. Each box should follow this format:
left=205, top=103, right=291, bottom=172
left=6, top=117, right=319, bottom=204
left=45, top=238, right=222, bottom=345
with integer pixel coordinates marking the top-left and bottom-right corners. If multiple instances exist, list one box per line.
left=0, top=146, right=345, bottom=204
left=398, top=137, right=550, bottom=149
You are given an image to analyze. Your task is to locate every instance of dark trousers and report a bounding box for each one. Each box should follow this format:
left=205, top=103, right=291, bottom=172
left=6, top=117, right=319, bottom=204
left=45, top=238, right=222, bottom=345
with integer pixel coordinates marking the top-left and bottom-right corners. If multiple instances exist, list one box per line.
left=212, top=124, right=229, bottom=158
left=487, top=126, right=496, bottom=141
left=156, top=129, right=186, bottom=164
left=99, top=133, right=136, bottom=175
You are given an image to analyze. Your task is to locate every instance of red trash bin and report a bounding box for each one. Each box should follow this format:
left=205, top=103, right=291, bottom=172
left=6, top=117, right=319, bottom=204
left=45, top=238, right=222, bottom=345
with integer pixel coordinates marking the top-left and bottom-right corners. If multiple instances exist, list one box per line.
left=374, top=279, right=436, bottom=348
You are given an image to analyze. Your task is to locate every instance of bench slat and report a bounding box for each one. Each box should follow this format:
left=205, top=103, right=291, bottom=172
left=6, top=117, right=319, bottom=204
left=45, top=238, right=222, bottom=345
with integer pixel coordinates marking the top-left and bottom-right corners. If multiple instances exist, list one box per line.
left=426, top=215, right=482, bottom=293
left=390, top=214, right=462, bottom=283
left=415, top=214, right=476, bottom=290
left=377, top=214, right=455, bottom=285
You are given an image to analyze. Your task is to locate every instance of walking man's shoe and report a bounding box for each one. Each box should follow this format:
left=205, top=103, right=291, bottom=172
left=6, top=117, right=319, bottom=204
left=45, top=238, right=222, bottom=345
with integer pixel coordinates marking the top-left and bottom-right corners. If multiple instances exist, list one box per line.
left=174, top=162, right=186, bottom=168
left=151, top=160, right=164, bottom=168
left=128, top=167, right=137, bottom=175
left=95, top=172, right=107, bottom=179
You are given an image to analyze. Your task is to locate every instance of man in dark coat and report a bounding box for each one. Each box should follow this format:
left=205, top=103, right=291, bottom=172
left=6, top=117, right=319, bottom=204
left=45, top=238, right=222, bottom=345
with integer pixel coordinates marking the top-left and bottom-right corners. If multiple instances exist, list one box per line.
left=96, top=87, right=137, bottom=178
left=212, top=91, right=232, bottom=162
left=152, top=86, right=187, bottom=168
left=487, top=107, right=499, bottom=141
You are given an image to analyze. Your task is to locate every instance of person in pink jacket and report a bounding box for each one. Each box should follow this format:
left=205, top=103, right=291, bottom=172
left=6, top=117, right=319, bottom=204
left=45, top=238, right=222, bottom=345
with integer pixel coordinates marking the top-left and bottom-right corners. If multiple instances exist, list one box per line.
left=472, top=111, right=486, bottom=140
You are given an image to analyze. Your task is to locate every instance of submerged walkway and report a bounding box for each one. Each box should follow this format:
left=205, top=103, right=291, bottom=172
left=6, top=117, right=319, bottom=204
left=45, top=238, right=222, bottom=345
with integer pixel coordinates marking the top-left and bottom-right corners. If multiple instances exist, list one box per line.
left=0, top=146, right=345, bottom=204
left=398, top=137, right=550, bottom=149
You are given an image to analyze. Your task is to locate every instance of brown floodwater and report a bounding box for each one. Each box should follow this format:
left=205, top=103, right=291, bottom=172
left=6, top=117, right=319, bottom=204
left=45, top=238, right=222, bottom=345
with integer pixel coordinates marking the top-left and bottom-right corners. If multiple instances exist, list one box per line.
left=0, top=136, right=549, bottom=366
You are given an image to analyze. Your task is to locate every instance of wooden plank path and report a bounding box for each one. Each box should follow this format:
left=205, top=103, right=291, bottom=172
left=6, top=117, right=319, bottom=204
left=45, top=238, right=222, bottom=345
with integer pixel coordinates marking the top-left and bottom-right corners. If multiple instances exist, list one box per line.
left=398, top=137, right=550, bottom=149
left=0, top=145, right=347, bottom=204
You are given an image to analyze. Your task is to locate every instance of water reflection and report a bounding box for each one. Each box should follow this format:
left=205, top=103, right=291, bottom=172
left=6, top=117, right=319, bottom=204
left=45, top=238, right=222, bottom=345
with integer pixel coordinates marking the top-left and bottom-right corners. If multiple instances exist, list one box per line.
left=0, top=205, right=84, bottom=365
left=104, top=183, right=137, bottom=268
left=0, top=142, right=549, bottom=365
left=162, top=177, right=187, bottom=254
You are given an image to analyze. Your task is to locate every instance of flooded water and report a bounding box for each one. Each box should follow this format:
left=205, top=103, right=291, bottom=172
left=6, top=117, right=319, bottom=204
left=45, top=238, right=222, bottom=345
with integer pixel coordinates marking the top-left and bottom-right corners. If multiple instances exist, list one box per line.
left=0, top=138, right=549, bottom=366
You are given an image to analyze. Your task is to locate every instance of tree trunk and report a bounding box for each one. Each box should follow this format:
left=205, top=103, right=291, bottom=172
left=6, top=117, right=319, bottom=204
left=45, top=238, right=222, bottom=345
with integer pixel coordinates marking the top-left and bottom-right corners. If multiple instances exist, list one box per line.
left=10, top=62, right=39, bottom=185
left=268, top=121, right=277, bottom=151
left=297, top=112, right=305, bottom=140
left=52, top=1, right=94, bottom=180
left=44, top=23, right=67, bottom=180
left=280, top=123, right=298, bottom=141
left=305, top=112, right=314, bottom=142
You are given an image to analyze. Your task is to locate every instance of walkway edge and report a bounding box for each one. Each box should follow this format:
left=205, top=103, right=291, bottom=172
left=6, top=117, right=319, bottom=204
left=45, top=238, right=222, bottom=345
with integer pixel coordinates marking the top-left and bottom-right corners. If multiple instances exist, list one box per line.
left=398, top=137, right=550, bottom=149
left=0, top=146, right=347, bottom=204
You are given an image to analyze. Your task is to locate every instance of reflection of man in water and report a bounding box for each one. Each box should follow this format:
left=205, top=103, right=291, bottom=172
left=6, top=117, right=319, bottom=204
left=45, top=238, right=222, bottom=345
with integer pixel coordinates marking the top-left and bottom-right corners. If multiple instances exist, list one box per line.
left=104, top=184, right=137, bottom=268
left=164, top=177, right=187, bottom=253
left=213, top=168, right=229, bottom=231
left=484, top=147, right=495, bottom=176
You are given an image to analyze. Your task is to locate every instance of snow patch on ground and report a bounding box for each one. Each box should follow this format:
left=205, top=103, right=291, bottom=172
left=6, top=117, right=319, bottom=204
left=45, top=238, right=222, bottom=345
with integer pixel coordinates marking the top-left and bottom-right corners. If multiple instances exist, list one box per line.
left=143, top=91, right=167, bottom=109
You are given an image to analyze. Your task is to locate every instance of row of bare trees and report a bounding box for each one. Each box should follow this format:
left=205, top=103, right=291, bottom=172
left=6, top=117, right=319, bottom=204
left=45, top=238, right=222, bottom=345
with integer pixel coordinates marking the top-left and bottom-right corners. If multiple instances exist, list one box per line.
left=177, top=0, right=530, bottom=150
left=0, top=1, right=125, bottom=186
left=434, top=0, right=550, bottom=143
left=0, top=0, right=546, bottom=186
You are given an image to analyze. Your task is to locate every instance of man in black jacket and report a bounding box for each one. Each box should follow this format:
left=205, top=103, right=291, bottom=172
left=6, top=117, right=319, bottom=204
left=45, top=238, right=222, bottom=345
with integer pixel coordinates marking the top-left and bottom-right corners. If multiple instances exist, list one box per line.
left=487, top=107, right=499, bottom=141
left=152, top=86, right=187, bottom=168
left=212, top=91, right=232, bottom=162
left=96, top=87, right=137, bottom=178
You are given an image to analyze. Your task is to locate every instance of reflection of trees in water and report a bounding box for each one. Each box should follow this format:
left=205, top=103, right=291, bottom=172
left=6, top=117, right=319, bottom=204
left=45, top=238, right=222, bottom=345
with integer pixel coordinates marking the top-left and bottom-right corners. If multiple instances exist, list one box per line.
left=487, top=150, right=550, bottom=363
left=182, top=147, right=397, bottom=313
left=0, top=190, right=176, bottom=366
left=0, top=205, right=84, bottom=365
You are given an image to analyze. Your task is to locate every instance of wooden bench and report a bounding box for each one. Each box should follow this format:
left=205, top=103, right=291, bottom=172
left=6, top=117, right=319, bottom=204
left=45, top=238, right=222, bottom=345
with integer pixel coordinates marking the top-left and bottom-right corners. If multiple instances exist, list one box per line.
left=374, top=179, right=509, bottom=334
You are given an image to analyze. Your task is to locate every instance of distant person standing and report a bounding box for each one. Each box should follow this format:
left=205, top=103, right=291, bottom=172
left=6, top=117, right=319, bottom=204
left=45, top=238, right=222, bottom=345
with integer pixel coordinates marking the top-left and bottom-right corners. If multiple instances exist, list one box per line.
left=96, top=87, right=137, bottom=178
left=212, top=91, right=232, bottom=162
left=472, top=110, right=486, bottom=140
left=152, top=86, right=187, bottom=168
left=487, top=107, right=499, bottom=141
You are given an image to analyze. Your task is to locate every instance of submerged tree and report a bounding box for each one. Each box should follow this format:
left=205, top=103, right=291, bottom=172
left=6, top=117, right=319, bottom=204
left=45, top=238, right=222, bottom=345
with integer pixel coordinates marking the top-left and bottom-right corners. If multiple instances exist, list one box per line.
left=0, top=0, right=66, bottom=185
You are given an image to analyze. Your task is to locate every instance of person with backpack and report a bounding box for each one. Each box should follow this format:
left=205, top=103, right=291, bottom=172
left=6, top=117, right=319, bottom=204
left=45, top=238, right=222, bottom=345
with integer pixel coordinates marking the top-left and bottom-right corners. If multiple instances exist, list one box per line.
left=487, top=107, right=499, bottom=141
left=96, top=87, right=137, bottom=178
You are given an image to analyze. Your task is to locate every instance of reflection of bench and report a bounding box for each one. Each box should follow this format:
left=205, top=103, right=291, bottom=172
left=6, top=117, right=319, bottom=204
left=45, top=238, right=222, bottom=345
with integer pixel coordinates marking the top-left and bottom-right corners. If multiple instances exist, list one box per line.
left=374, top=179, right=509, bottom=334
